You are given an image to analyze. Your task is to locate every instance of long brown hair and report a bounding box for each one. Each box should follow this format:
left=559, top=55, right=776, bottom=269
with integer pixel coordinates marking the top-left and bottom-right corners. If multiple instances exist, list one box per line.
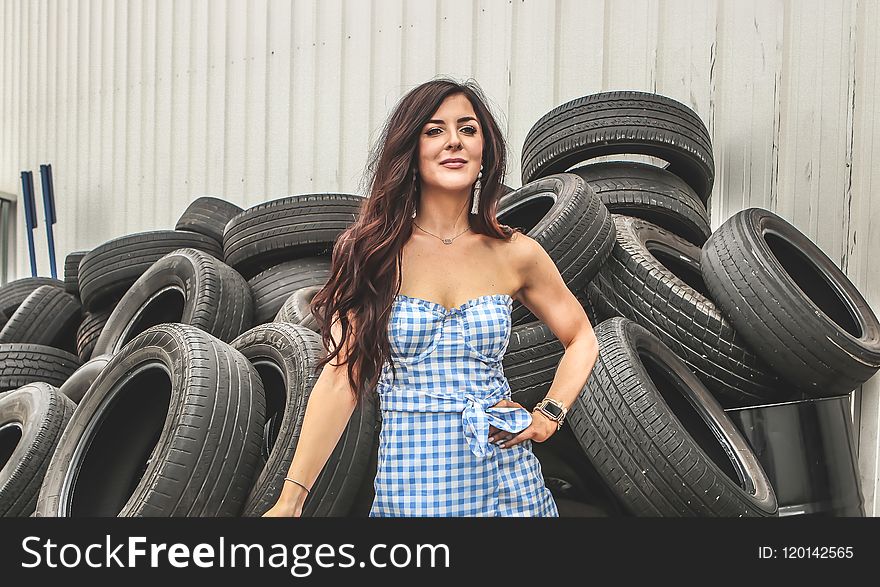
left=310, top=77, right=520, bottom=405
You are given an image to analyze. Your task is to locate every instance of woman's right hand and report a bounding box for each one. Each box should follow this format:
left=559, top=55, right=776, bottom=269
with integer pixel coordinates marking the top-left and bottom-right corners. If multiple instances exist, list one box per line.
left=262, top=501, right=303, bottom=517
left=261, top=485, right=308, bottom=517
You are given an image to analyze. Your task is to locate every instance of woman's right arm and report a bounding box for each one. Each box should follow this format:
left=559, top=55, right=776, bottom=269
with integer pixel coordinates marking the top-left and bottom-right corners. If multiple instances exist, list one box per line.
left=262, top=311, right=359, bottom=517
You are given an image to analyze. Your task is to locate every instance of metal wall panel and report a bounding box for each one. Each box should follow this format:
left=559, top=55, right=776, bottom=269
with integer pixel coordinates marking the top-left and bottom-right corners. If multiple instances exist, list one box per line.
left=851, top=0, right=880, bottom=517
left=1, top=0, right=879, bottom=514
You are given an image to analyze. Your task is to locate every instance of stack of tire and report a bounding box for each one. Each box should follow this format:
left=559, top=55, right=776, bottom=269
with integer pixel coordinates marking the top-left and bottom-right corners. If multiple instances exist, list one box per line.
left=0, top=195, right=379, bottom=517
left=2, top=91, right=877, bottom=518
left=219, top=193, right=380, bottom=517
left=499, top=90, right=880, bottom=517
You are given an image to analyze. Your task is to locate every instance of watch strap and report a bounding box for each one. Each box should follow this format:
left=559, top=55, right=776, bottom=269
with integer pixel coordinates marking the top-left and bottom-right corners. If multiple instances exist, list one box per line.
left=534, top=398, right=566, bottom=429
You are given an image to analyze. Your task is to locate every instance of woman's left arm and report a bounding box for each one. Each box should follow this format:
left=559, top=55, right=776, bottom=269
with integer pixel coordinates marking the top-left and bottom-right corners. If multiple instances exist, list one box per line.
left=491, top=233, right=599, bottom=448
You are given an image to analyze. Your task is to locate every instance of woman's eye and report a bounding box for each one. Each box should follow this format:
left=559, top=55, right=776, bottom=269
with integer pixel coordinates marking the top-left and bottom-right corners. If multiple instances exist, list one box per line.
left=425, top=126, right=477, bottom=136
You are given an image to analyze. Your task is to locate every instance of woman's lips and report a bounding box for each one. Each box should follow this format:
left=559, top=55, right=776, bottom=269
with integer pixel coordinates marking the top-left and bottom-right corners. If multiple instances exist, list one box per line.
left=441, top=161, right=466, bottom=169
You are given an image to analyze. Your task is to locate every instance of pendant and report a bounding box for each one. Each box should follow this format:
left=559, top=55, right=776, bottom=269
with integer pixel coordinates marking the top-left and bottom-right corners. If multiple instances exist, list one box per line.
left=442, top=238, right=452, bottom=245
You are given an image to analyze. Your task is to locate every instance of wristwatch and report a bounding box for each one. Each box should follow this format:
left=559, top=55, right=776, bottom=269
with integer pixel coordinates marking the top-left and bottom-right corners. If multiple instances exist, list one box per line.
left=533, top=398, right=567, bottom=430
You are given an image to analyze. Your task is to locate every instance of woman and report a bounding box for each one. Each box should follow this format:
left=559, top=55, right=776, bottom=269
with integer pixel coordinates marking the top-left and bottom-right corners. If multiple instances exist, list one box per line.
left=263, top=78, right=598, bottom=517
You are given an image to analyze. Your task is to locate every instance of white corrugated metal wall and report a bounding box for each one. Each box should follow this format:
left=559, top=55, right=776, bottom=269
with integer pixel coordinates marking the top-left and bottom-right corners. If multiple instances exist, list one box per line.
left=1, top=0, right=879, bottom=514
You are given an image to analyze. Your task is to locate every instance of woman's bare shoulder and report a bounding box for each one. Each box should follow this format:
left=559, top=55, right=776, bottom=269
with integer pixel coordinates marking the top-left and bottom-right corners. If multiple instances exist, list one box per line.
left=498, top=229, right=537, bottom=259
left=487, top=230, right=540, bottom=288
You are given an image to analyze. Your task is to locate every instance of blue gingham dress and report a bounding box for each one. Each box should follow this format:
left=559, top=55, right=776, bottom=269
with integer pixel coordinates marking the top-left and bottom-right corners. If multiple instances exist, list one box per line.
left=369, top=293, right=559, bottom=517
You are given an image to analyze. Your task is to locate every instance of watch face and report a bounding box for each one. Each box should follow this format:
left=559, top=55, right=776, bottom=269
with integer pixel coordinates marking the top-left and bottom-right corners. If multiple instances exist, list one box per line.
left=541, top=401, right=564, bottom=418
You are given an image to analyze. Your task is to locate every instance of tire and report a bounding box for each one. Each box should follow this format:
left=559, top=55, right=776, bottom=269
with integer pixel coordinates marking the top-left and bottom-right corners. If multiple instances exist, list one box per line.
left=247, top=257, right=331, bottom=324
left=57, top=354, right=111, bottom=404
left=574, top=283, right=602, bottom=326
left=504, top=321, right=564, bottom=410
left=0, top=277, right=66, bottom=318
left=521, top=91, right=715, bottom=203
left=701, top=207, right=880, bottom=397
left=0, top=344, right=81, bottom=392
left=92, top=248, right=253, bottom=357
left=223, top=193, right=364, bottom=279
left=0, top=285, right=82, bottom=353
left=35, top=323, right=266, bottom=517
left=78, top=230, right=223, bottom=311
left=175, top=196, right=244, bottom=244
left=64, top=250, right=89, bottom=296
left=532, top=440, right=615, bottom=517
left=539, top=423, right=629, bottom=517
left=569, top=161, right=711, bottom=246
left=589, top=215, right=786, bottom=407
left=274, top=285, right=323, bottom=331
left=346, top=421, right=381, bottom=517
left=230, top=323, right=379, bottom=517
left=0, top=383, right=76, bottom=516
left=569, top=317, right=777, bottom=517
left=76, top=308, right=113, bottom=363
left=496, top=173, right=615, bottom=326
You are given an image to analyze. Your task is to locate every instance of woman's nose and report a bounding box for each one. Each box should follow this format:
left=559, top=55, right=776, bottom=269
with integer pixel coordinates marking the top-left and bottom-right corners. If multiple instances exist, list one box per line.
left=446, top=130, right=462, bottom=149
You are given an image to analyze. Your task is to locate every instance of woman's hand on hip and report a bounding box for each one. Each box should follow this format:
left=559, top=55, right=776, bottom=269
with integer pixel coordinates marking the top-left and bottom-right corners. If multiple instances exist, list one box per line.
left=488, top=399, right=557, bottom=448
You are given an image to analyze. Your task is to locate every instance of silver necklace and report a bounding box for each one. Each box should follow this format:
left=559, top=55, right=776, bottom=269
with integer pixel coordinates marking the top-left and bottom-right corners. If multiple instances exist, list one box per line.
left=413, top=221, right=471, bottom=245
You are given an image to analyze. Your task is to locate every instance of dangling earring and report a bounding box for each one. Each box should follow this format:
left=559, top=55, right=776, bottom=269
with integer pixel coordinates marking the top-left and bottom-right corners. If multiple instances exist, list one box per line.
left=470, top=164, right=483, bottom=215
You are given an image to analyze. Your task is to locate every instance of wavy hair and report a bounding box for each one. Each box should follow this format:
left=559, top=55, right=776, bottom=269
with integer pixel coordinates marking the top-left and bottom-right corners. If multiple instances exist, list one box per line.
left=309, top=77, right=520, bottom=406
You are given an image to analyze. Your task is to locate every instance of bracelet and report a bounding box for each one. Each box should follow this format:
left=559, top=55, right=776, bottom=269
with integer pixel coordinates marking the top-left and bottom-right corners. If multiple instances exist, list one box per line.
left=283, top=477, right=311, bottom=495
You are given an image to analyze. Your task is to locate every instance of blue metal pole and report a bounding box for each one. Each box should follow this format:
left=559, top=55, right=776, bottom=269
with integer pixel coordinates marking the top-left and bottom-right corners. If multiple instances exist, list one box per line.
left=19, top=171, right=38, bottom=277
left=39, top=164, right=58, bottom=278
